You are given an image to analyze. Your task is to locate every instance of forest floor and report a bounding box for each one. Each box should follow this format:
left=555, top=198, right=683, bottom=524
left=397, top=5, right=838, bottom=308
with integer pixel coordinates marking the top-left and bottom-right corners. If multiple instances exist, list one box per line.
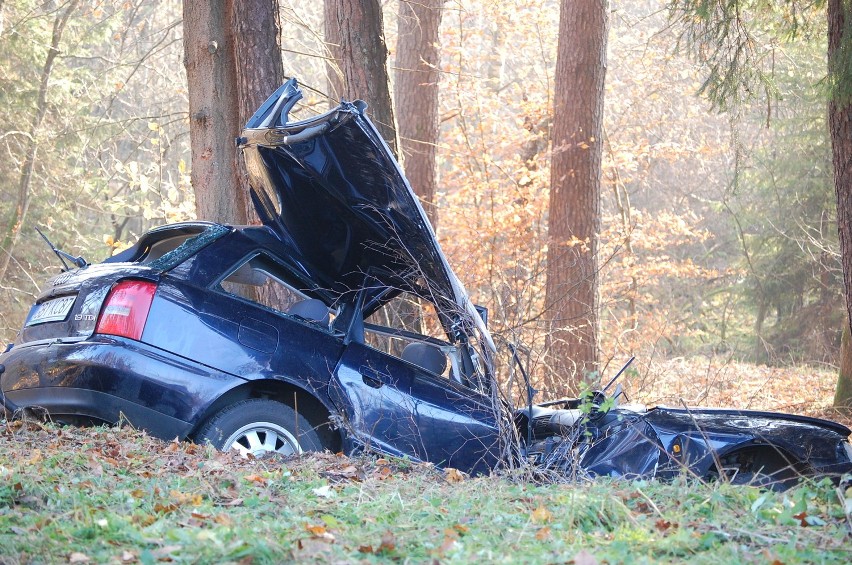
left=1, top=358, right=850, bottom=564
left=633, top=357, right=851, bottom=427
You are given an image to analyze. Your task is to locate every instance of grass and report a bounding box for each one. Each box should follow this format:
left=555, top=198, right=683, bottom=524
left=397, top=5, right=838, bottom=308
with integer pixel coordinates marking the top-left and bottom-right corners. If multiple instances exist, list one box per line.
left=1, top=419, right=850, bottom=564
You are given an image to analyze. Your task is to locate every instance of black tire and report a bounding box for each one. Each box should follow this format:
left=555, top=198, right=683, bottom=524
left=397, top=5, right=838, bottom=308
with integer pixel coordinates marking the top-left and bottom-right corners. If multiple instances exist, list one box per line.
left=196, top=399, right=323, bottom=457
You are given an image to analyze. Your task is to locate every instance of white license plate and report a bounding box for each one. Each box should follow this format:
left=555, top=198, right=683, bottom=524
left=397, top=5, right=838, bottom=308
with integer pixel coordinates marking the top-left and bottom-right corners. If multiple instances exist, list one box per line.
left=27, top=295, right=77, bottom=326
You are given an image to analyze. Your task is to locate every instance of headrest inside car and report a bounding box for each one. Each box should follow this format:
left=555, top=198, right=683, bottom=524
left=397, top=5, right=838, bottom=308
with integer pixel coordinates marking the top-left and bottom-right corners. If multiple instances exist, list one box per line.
left=287, top=298, right=330, bottom=325
left=401, top=342, right=447, bottom=375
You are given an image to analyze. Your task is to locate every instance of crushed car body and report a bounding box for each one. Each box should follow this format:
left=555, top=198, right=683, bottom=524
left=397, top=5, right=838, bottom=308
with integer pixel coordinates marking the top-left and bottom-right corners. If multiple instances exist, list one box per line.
left=2, top=79, right=851, bottom=488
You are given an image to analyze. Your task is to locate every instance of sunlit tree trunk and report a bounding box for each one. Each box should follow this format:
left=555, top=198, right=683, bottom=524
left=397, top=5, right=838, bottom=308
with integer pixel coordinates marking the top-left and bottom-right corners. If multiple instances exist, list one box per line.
left=835, top=315, right=852, bottom=411
left=544, top=0, right=608, bottom=396
left=0, top=0, right=78, bottom=281
left=324, top=0, right=398, bottom=156
left=395, top=0, right=443, bottom=225
left=829, top=0, right=852, bottom=408
left=184, top=0, right=283, bottom=227
left=183, top=1, right=244, bottom=224
left=232, top=0, right=284, bottom=224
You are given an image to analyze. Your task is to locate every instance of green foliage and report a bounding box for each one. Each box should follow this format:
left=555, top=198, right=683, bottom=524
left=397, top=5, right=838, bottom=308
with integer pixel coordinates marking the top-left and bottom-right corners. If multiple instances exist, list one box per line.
left=668, top=0, right=826, bottom=110
left=0, top=1, right=193, bottom=343
left=727, top=41, right=842, bottom=362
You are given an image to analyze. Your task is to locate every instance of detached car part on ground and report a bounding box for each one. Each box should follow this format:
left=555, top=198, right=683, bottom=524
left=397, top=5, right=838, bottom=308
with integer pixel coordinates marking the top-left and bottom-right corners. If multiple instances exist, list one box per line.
left=2, top=80, right=851, bottom=488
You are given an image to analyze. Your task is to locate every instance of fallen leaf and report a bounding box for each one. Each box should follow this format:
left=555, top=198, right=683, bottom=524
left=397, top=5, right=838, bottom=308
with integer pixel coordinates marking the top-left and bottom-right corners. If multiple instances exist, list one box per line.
left=531, top=505, right=552, bottom=524
left=25, top=449, right=42, bottom=465
left=243, top=474, right=267, bottom=486
left=336, top=465, right=358, bottom=477
left=153, top=502, right=179, bottom=515
left=535, top=526, right=552, bottom=540
left=655, top=519, right=672, bottom=531
left=305, top=524, right=327, bottom=536
left=68, top=553, right=90, bottom=563
left=214, top=514, right=234, bottom=526
left=378, top=531, right=396, bottom=554
left=444, top=468, right=466, bottom=483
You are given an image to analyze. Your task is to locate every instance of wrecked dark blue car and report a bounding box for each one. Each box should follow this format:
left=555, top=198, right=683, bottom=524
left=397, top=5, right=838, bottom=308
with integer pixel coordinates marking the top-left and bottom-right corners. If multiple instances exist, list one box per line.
left=2, top=80, right=851, bottom=488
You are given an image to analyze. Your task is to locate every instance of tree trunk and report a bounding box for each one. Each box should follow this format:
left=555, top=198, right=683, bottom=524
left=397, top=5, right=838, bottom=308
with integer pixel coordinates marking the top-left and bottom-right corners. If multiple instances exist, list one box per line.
left=324, top=0, right=398, bottom=156
left=394, top=0, right=443, bottom=225
left=835, top=314, right=852, bottom=411
left=829, top=0, right=852, bottom=409
left=0, top=0, right=78, bottom=281
left=231, top=0, right=284, bottom=224
left=183, top=1, right=244, bottom=224
left=543, top=0, right=608, bottom=396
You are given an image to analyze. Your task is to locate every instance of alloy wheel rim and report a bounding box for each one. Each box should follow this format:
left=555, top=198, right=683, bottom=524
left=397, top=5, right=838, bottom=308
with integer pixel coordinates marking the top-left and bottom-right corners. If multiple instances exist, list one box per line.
left=222, top=422, right=302, bottom=458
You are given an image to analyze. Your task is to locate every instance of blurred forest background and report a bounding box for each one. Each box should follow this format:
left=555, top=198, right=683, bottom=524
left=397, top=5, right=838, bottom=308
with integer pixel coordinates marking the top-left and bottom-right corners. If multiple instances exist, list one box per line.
left=0, top=0, right=845, bottom=415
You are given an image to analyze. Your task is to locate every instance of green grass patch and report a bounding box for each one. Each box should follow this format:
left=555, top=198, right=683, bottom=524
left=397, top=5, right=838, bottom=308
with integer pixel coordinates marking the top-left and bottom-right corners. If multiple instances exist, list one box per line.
left=1, top=419, right=850, bottom=563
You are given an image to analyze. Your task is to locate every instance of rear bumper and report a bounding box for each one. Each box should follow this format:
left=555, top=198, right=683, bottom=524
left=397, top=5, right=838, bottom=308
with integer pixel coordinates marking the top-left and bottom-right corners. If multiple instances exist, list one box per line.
left=0, top=337, right=242, bottom=440
left=2, top=386, right=192, bottom=439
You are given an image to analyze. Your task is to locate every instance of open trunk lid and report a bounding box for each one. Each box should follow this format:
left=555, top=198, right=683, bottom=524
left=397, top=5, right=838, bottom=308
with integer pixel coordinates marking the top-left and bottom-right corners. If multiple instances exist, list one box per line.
left=238, top=80, right=474, bottom=321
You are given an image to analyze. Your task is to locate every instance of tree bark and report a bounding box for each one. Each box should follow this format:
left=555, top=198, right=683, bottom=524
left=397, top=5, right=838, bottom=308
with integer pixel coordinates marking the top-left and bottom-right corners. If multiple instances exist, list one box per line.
left=324, top=0, right=399, bottom=156
left=544, top=0, right=608, bottom=396
left=231, top=0, right=284, bottom=224
left=0, top=0, right=78, bottom=281
left=394, top=0, right=443, bottom=225
left=835, top=313, right=852, bottom=411
left=183, top=0, right=244, bottom=225
left=829, top=0, right=852, bottom=408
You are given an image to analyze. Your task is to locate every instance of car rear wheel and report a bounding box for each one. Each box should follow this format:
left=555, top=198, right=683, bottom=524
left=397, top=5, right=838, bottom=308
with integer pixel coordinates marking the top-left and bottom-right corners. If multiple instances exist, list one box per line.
left=197, top=399, right=323, bottom=457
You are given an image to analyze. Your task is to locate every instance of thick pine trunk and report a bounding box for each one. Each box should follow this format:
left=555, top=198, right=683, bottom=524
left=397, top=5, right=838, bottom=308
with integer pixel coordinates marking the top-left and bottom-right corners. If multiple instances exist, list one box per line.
left=544, top=0, right=607, bottom=396
left=183, top=1, right=244, bottom=224
left=231, top=0, right=284, bottom=224
left=829, top=0, right=852, bottom=409
left=394, top=0, right=443, bottom=225
left=324, top=0, right=398, bottom=156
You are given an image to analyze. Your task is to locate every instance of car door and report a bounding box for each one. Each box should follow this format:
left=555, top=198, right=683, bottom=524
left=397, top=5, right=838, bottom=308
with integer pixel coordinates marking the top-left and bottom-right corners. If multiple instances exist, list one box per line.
left=327, top=292, right=501, bottom=474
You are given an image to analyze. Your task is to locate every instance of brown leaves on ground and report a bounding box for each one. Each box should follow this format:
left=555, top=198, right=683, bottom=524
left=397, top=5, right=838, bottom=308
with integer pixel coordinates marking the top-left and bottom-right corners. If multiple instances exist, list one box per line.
left=631, top=357, right=852, bottom=427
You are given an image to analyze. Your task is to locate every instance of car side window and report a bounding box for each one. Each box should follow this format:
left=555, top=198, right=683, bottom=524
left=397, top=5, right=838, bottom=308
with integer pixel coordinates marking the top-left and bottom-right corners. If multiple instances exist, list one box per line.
left=215, top=253, right=310, bottom=317
left=364, top=293, right=454, bottom=378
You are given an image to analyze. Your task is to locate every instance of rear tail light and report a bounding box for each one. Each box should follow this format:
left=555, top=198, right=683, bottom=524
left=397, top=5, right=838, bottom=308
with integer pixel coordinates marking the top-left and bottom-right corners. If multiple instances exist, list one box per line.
left=95, top=280, right=157, bottom=340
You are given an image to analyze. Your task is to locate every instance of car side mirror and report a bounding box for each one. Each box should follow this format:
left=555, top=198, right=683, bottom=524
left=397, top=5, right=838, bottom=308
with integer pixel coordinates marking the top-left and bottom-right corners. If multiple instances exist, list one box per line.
left=474, top=305, right=488, bottom=327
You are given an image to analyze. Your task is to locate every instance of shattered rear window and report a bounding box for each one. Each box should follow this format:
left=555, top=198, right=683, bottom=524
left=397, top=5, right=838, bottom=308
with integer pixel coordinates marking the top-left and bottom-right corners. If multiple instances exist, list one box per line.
left=148, top=225, right=231, bottom=271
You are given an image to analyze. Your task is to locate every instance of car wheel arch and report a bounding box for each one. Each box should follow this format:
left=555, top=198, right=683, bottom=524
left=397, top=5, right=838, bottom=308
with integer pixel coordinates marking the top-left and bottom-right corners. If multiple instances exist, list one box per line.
left=190, top=378, right=342, bottom=453
left=708, top=443, right=811, bottom=488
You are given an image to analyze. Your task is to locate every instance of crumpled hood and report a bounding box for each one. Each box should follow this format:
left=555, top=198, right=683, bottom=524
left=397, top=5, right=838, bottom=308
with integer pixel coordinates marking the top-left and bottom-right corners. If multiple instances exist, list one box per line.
left=237, top=80, right=481, bottom=333
left=646, top=407, right=851, bottom=438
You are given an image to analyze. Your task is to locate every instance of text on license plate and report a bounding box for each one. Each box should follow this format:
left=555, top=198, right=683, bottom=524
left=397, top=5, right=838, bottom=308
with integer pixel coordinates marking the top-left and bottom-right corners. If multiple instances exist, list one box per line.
left=27, top=295, right=77, bottom=325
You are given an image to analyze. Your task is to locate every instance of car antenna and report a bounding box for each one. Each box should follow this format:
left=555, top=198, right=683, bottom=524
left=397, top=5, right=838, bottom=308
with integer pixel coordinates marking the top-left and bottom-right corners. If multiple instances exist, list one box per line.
left=600, top=355, right=635, bottom=397
left=34, top=227, right=86, bottom=271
